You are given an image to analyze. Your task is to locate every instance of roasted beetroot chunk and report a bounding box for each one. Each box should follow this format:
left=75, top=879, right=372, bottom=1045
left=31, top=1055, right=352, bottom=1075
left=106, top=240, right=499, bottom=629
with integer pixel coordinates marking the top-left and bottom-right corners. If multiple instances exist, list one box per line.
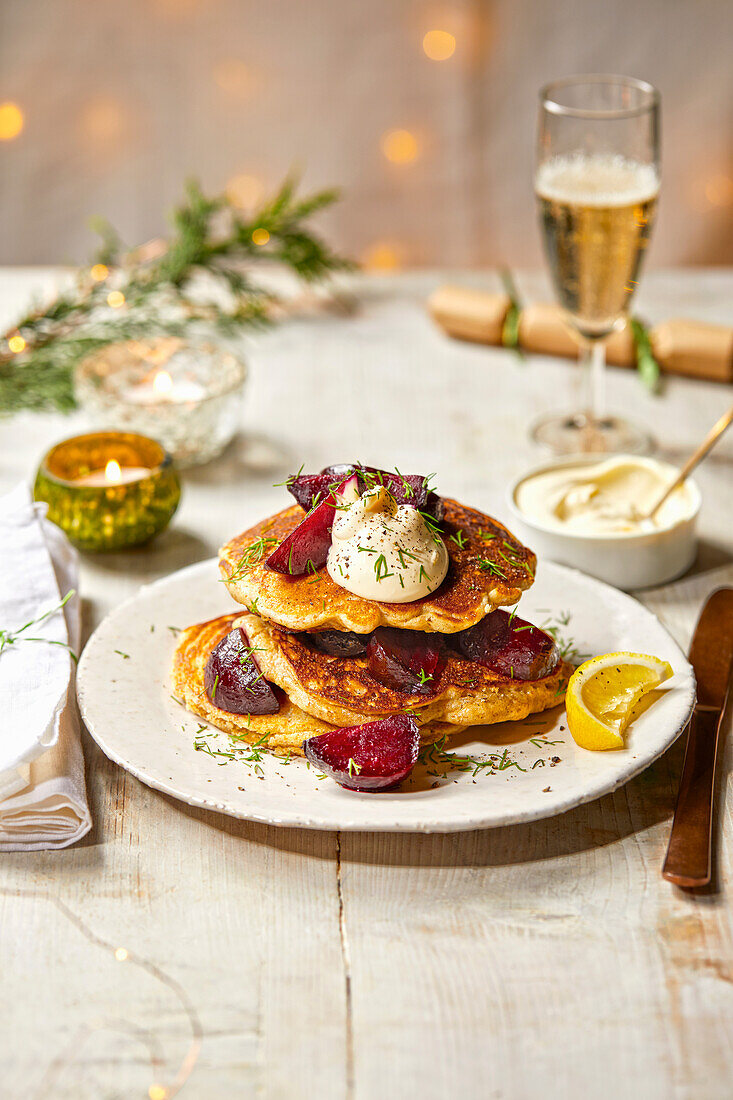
left=288, top=464, right=444, bottom=523
left=367, top=627, right=445, bottom=694
left=204, top=628, right=280, bottom=714
left=303, top=715, right=420, bottom=792
left=453, top=610, right=559, bottom=680
left=286, top=473, right=335, bottom=512
left=266, top=473, right=359, bottom=575
left=307, top=629, right=371, bottom=657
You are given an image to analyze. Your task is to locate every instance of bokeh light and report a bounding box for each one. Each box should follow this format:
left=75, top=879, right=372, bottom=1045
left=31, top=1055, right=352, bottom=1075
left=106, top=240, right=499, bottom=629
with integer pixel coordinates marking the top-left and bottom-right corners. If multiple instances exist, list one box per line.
left=212, top=58, right=254, bottom=98
left=252, top=228, right=270, bottom=245
left=0, top=102, right=24, bottom=141
left=81, top=97, right=129, bottom=144
left=90, top=263, right=109, bottom=282
left=226, top=173, right=264, bottom=210
left=704, top=174, right=733, bottom=207
left=106, top=290, right=125, bottom=308
left=381, top=129, right=419, bottom=165
left=8, top=334, right=26, bottom=353
left=153, top=370, right=173, bottom=395
left=362, top=242, right=404, bottom=272
left=422, top=30, right=456, bottom=60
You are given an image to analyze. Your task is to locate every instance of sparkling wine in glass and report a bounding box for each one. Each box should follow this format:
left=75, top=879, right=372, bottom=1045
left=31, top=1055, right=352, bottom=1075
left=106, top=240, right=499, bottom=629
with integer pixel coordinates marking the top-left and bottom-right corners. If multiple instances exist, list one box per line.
left=532, top=75, right=661, bottom=454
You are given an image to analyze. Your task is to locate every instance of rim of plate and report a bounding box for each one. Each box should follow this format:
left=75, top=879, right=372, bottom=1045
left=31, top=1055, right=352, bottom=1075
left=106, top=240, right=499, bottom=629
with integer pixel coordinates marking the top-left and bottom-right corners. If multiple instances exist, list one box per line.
left=77, top=558, right=695, bottom=832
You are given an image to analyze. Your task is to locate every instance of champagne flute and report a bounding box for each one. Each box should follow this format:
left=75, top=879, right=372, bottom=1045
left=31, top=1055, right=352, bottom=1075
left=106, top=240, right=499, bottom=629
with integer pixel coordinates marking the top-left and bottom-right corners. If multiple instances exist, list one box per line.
left=532, top=74, right=660, bottom=454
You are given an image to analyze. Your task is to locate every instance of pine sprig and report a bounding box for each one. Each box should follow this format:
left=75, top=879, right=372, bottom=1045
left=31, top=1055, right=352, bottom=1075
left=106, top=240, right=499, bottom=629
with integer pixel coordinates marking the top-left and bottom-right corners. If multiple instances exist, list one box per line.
left=0, top=176, right=352, bottom=414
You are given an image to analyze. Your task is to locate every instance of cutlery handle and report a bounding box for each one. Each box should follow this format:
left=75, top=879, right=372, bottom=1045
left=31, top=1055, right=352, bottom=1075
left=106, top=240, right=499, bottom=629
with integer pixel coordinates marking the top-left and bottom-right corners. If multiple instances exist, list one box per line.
left=662, top=708, right=722, bottom=887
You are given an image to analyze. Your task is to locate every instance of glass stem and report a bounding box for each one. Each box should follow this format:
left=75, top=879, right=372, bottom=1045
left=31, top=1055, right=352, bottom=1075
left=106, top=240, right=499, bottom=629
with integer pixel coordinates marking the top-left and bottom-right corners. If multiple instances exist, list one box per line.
left=581, top=337, right=606, bottom=424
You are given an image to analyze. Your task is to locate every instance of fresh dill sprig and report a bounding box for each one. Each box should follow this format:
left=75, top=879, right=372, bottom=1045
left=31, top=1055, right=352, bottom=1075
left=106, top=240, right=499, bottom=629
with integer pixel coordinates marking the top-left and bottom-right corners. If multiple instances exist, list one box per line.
left=419, top=737, right=527, bottom=778
left=0, top=590, right=78, bottom=664
left=374, top=554, right=394, bottom=582
left=225, top=535, right=278, bottom=582
left=477, top=558, right=506, bottom=580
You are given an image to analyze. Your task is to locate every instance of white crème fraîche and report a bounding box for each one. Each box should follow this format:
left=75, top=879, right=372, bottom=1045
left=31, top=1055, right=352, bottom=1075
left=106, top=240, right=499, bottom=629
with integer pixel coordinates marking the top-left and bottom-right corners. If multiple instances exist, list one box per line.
left=514, top=456, right=696, bottom=537
left=327, top=486, right=448, bottom=602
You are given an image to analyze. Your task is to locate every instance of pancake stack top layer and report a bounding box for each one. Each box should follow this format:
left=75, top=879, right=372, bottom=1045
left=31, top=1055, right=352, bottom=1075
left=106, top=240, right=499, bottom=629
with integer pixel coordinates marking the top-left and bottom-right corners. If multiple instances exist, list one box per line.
left=219, top=497, right=538, bottom=634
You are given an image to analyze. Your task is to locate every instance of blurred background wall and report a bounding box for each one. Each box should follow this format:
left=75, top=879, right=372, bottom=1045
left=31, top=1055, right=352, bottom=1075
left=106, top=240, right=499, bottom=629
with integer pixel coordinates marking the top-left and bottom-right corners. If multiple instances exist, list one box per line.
left=1, top=0, right=731, bottom=271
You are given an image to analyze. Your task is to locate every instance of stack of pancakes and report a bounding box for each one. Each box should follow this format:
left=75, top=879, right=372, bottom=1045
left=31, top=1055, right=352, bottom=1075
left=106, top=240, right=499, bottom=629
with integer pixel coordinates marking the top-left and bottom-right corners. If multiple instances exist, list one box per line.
left=173, top=494, right=571, bottom=755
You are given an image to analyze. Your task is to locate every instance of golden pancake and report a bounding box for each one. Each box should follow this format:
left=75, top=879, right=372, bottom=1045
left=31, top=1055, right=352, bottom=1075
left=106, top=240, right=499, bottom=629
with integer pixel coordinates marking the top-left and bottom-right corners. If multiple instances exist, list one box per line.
left=239, top=612, right=572, bottom=729
left=219, top=498, right=536, bottom=634
left=172, top=614, right=467, bottom=753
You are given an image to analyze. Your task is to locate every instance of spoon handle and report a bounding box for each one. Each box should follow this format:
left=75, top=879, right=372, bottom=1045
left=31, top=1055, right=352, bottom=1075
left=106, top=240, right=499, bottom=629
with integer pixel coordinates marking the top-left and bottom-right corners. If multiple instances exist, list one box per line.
left=649, top=403, right=733, bottom=519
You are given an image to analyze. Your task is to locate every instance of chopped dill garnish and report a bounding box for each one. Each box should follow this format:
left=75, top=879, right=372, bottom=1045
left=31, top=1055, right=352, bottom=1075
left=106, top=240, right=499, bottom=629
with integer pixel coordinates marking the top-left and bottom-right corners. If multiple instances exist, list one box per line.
left=477, top=558, right=506, bottom=579
left=529, top=736, right=564, bottom=749
left=272, top=463, right=305, bottom=488
left=225, top=535, right=278, bottom=582
left=374, top=554, right=394, bottom=582
left=418, top=736, right=527, bottom=777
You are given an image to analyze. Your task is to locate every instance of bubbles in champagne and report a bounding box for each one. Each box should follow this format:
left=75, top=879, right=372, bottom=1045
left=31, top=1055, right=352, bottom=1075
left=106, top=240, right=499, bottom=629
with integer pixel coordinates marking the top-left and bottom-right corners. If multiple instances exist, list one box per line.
left=535, top=153, right=659, bottom=207
left=535, top=153, right=660, bottom=337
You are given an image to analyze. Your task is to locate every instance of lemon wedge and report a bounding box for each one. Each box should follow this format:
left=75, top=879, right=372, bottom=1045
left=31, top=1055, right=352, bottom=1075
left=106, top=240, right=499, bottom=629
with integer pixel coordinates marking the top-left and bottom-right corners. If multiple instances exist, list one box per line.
left=566, top=652, right=673, bottom=750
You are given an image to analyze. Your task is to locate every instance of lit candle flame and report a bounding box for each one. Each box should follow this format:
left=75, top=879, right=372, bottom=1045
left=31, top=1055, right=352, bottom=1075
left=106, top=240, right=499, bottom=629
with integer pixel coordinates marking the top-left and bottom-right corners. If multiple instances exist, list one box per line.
left=153, top=370, right=173, bottom=396
left=105, top=459, right=122, bottom=484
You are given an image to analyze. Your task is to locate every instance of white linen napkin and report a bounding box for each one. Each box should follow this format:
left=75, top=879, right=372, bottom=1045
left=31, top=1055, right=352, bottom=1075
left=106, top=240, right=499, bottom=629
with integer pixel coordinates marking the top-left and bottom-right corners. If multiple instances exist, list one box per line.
left=0, top=483, right=92, bottom=850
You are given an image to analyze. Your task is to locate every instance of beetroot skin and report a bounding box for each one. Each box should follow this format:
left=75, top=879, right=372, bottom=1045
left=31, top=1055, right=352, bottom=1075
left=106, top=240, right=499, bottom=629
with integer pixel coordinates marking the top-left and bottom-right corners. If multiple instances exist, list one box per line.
left=204, top=628, right=280, bottom=714
left=453, top=610, right=559, bottom=680
left=303, top=715, right=420, bottom=792
left=367, top=627, right=445, bottom=694
left=288, top=464, right=444, bottom=522
left=266, top=473, right=359, bottom=575
left=307, top=629, right=371, bottom=657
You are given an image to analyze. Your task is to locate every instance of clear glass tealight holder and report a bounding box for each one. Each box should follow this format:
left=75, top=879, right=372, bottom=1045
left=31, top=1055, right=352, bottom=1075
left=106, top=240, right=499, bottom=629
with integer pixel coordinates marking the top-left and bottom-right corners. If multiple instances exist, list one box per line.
left=75, top=336, right=247, bottom=467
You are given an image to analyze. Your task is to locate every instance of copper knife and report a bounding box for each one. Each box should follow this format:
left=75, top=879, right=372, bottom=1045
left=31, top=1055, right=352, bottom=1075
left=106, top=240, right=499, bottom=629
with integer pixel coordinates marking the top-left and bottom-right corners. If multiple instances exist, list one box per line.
left=663, top=587, right=733, bottom=887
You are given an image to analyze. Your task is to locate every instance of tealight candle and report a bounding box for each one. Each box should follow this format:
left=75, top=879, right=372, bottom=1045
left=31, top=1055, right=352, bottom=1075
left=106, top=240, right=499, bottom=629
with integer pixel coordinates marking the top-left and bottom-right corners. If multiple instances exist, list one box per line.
left=34, top=432, right=181, bottom=551
left=74, top=336, right=247, bottom=466
left=73, top=461, right=153, bottom=486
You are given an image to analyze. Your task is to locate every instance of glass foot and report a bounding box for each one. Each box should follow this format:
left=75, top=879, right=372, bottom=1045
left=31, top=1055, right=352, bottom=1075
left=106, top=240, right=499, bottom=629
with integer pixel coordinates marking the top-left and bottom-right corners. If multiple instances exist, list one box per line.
left=530, top=412, right=653, bottom=456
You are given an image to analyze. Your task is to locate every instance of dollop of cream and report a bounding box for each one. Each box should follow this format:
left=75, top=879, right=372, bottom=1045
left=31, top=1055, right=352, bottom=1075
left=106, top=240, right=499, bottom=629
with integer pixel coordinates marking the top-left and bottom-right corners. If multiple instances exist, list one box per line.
left=327, top=486, right=448, bottom=602
left=515, top=456, right=696, bottom=536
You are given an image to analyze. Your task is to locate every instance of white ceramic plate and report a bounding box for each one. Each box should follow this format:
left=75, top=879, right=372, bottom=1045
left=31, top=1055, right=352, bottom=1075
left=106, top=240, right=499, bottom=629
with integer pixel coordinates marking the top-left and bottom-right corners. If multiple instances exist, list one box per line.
left=77, top=559, right=695, bottom=832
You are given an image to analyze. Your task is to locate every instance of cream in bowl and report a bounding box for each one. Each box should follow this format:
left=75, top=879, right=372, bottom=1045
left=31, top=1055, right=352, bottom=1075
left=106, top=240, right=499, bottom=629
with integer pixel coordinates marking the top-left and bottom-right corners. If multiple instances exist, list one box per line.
left=508, top=455, right=701, bottom=590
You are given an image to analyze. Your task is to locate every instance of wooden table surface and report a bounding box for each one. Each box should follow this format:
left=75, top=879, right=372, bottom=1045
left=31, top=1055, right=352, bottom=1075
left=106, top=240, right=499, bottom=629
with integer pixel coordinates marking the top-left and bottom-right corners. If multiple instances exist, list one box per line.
left=2, top=269, right=733, bottom=1100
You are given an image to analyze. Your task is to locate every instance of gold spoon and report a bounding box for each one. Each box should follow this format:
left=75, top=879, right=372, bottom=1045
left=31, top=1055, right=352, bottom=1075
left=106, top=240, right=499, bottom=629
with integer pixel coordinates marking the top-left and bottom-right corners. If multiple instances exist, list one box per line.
left=647, top=403, right=733, bottom=521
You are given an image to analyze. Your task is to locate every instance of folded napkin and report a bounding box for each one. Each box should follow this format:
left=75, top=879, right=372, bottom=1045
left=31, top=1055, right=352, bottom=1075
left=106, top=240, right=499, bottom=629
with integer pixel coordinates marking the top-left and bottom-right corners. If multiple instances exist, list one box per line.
left=0, top=484, right=92, bottom=850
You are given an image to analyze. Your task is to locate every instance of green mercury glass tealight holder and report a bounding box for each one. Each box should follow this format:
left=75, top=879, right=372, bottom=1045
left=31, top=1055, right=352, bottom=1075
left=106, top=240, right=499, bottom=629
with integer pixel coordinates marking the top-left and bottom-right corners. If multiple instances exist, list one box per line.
left=34, top=431, right=181, bottom=551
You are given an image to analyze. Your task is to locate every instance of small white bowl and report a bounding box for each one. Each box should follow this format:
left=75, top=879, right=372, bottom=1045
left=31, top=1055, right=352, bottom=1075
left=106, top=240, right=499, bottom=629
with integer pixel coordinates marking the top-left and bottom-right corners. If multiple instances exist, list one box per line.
left=506, top=456, right=701, bottom=591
